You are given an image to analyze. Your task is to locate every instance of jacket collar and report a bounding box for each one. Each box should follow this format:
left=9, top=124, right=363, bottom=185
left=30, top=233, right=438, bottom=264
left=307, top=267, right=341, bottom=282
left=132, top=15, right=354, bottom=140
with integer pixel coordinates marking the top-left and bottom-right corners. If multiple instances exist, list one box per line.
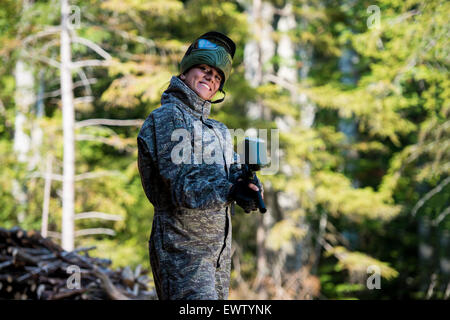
left=161, top=76, right=211, bottom=120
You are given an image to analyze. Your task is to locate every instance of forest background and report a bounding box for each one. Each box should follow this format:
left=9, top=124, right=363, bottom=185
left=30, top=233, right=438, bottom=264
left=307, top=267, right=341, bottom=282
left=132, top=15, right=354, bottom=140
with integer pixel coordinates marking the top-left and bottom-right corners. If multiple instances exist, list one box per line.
left=0, top=0, right=448, bottom=299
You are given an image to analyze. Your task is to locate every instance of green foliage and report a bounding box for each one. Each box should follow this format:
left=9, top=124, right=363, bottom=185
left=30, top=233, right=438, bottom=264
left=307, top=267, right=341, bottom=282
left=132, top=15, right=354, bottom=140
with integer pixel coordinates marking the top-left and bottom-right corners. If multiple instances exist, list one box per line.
left=1, top=0, right=448, bottom=300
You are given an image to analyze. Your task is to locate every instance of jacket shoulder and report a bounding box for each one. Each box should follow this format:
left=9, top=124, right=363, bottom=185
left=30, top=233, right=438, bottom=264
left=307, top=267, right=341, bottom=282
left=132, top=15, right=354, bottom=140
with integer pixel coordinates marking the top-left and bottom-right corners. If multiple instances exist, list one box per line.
left=151, top=103, right=184, bottom=122
left=139, top=104, right=186, bottom=138
left=206, top=118, right=229, bottom=131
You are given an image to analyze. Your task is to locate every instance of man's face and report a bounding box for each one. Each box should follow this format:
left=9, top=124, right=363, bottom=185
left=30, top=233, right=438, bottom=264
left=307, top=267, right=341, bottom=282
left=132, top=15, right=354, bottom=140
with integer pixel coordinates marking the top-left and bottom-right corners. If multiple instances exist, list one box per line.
left=181, top=64, right=222, bottom=101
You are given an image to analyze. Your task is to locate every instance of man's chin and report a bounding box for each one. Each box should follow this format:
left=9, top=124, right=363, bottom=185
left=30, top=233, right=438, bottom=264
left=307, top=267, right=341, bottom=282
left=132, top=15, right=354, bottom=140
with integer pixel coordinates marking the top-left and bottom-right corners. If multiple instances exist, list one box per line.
left=195, top=89, right=212, bottom=100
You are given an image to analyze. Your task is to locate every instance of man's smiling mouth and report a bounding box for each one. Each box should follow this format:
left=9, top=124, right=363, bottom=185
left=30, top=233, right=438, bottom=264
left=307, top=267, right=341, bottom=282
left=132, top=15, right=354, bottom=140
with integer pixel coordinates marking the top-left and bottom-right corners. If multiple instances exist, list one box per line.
left=199, top=82, right=211, bottom=91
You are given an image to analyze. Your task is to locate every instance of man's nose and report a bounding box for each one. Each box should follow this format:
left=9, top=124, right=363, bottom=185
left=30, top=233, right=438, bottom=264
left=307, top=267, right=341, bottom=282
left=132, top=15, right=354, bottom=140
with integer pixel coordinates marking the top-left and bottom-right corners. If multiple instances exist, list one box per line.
left=204, top=71, right=212, bottom=81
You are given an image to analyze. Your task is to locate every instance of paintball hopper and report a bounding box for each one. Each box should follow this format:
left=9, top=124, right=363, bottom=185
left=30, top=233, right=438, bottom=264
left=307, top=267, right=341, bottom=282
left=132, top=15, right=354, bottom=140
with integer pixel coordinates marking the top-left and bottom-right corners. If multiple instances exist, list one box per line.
left=238, top=137, right=269, bottom=170
left=238, top=137, right=268, bottom=214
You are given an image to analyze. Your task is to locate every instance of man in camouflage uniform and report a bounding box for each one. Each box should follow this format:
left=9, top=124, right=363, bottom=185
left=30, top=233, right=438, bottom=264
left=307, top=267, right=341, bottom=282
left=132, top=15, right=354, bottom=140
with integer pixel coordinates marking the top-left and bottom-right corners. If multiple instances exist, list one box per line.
left=137, top=32, right=261, bottom=300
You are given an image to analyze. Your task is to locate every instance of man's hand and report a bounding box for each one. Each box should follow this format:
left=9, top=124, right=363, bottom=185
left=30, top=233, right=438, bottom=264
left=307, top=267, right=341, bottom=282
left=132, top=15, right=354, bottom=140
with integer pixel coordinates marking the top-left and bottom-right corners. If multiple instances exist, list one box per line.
left=229, top=179, right=259, bottom=213
left=248, top=182, right=264, bottom=199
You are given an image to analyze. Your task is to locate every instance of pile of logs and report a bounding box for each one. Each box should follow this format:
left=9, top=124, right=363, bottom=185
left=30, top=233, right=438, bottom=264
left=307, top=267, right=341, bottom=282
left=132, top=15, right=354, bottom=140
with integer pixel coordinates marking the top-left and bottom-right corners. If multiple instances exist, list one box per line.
left=0, top=226, right=157, bottom=300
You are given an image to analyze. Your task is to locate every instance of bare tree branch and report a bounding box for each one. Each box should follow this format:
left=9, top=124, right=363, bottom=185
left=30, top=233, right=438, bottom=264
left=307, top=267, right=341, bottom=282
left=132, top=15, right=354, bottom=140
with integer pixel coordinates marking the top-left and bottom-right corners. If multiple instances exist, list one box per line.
left=22, top=49, right=61, bottom=68
left=75, top=68, right=93, bottom=96
left=387, top=9, right=421, bottom=26
left=74, top=228, right=116, bottom=237
left=426, top=273, right=438, bottom=299
left=28, top=170, right=122, bottom=182
left=75, top=134, right=134, bottom=152
left=38, top=38, right=60, bottom=54
left=412, top=176, right=450, bottom=217
left=433, top=206, right=450, bottom=226
left=73, top=96, right=94, bottom=104
left=47, top=231, right=62, bottom=239
left=27, top=172, right=63, bottom=181
left=82, top=11, right=158, bottom=55
left=91, top=265, right=131, bottom=300
left=43, top=78, right=98, bottom=99
left=114, top=29, right=157, bottom=52
left=21, top=26, right=61, bottom=46
left=264, top=73, right=298, bottom=93
left=75, top=118, right=144, bottom=128
left=75, top=212, right=124, bottom=221
left=71, top=59, right=111, bottom=69
left=74, top=170, right=121, bottom=181
left=71, top=35, right=112, bottom=60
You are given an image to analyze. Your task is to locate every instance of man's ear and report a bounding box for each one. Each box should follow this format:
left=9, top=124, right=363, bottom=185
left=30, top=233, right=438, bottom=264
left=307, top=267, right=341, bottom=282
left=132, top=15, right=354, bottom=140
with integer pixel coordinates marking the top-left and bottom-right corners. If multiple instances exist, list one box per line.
left=180, top=74, right=186, bottom=80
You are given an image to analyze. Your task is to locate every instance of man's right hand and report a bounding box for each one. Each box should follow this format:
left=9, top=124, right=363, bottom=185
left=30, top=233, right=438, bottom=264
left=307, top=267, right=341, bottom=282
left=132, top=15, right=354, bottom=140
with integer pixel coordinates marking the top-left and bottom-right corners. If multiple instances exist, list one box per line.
left=229, top=179, right=258, bottom=213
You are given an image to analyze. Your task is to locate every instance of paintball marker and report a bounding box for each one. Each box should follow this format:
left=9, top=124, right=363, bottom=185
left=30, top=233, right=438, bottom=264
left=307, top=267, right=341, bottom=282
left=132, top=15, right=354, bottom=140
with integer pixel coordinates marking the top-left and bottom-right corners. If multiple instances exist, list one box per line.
left=238, top=137, right=268, bottom=214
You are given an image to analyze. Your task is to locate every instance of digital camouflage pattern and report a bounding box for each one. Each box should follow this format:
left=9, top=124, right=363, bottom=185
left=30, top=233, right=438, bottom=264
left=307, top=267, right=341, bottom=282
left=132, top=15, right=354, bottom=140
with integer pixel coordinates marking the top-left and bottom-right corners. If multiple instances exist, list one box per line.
left=137, top=75, right=241, bottom=300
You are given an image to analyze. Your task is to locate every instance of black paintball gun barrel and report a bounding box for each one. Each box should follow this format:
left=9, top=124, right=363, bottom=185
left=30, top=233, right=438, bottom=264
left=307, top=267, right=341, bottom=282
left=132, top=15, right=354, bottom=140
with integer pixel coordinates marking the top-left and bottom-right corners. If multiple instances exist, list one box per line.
left=238, top=137, right=268, bottom=214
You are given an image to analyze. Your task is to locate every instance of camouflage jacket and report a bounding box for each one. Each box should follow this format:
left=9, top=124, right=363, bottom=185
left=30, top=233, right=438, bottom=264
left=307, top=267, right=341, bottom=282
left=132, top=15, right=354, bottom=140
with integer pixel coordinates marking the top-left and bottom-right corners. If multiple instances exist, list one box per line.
left=137, top=75, right=241, bottom=299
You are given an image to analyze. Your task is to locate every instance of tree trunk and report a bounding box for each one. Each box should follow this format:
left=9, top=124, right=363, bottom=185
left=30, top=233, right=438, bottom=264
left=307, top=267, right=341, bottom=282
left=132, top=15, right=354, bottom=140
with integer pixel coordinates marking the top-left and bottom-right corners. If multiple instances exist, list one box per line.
left=28, top=70, right=45, bottom=172
left=276, top=1, right=316, bottom=274
left=41, top=155, right=53, bottom=238
left=244, top=0, right=276, bottom=290
left=60, top=0, right=76, bottom=251
left=13, top=1, right=37, bottom=219
left=418, top=216, right=433, bottom=293
left=13, top=58, right=34, bottom=224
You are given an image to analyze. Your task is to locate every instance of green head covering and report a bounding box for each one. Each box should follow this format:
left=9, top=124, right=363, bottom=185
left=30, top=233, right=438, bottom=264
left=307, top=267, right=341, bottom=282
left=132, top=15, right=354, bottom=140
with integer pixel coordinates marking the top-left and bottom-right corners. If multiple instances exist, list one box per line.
left=180, top=31, right=236, bottom=92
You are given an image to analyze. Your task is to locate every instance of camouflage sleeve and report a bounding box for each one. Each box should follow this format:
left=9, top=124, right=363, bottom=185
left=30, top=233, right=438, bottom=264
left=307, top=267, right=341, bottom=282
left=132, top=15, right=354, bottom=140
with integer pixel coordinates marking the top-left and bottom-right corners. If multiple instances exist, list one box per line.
left=137, top=122, right=157, bottom=204
left=140, top=105, right=234, bottom=210
left=229, top=152, right=242, bottom=184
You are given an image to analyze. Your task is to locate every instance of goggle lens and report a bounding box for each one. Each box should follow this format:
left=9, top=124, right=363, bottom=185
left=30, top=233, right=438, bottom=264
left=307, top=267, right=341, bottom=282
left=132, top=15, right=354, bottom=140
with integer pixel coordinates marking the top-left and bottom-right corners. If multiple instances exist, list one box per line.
left=192, top=38, right=232, bottom=56
left=197, top=39, right=219, bottom=49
